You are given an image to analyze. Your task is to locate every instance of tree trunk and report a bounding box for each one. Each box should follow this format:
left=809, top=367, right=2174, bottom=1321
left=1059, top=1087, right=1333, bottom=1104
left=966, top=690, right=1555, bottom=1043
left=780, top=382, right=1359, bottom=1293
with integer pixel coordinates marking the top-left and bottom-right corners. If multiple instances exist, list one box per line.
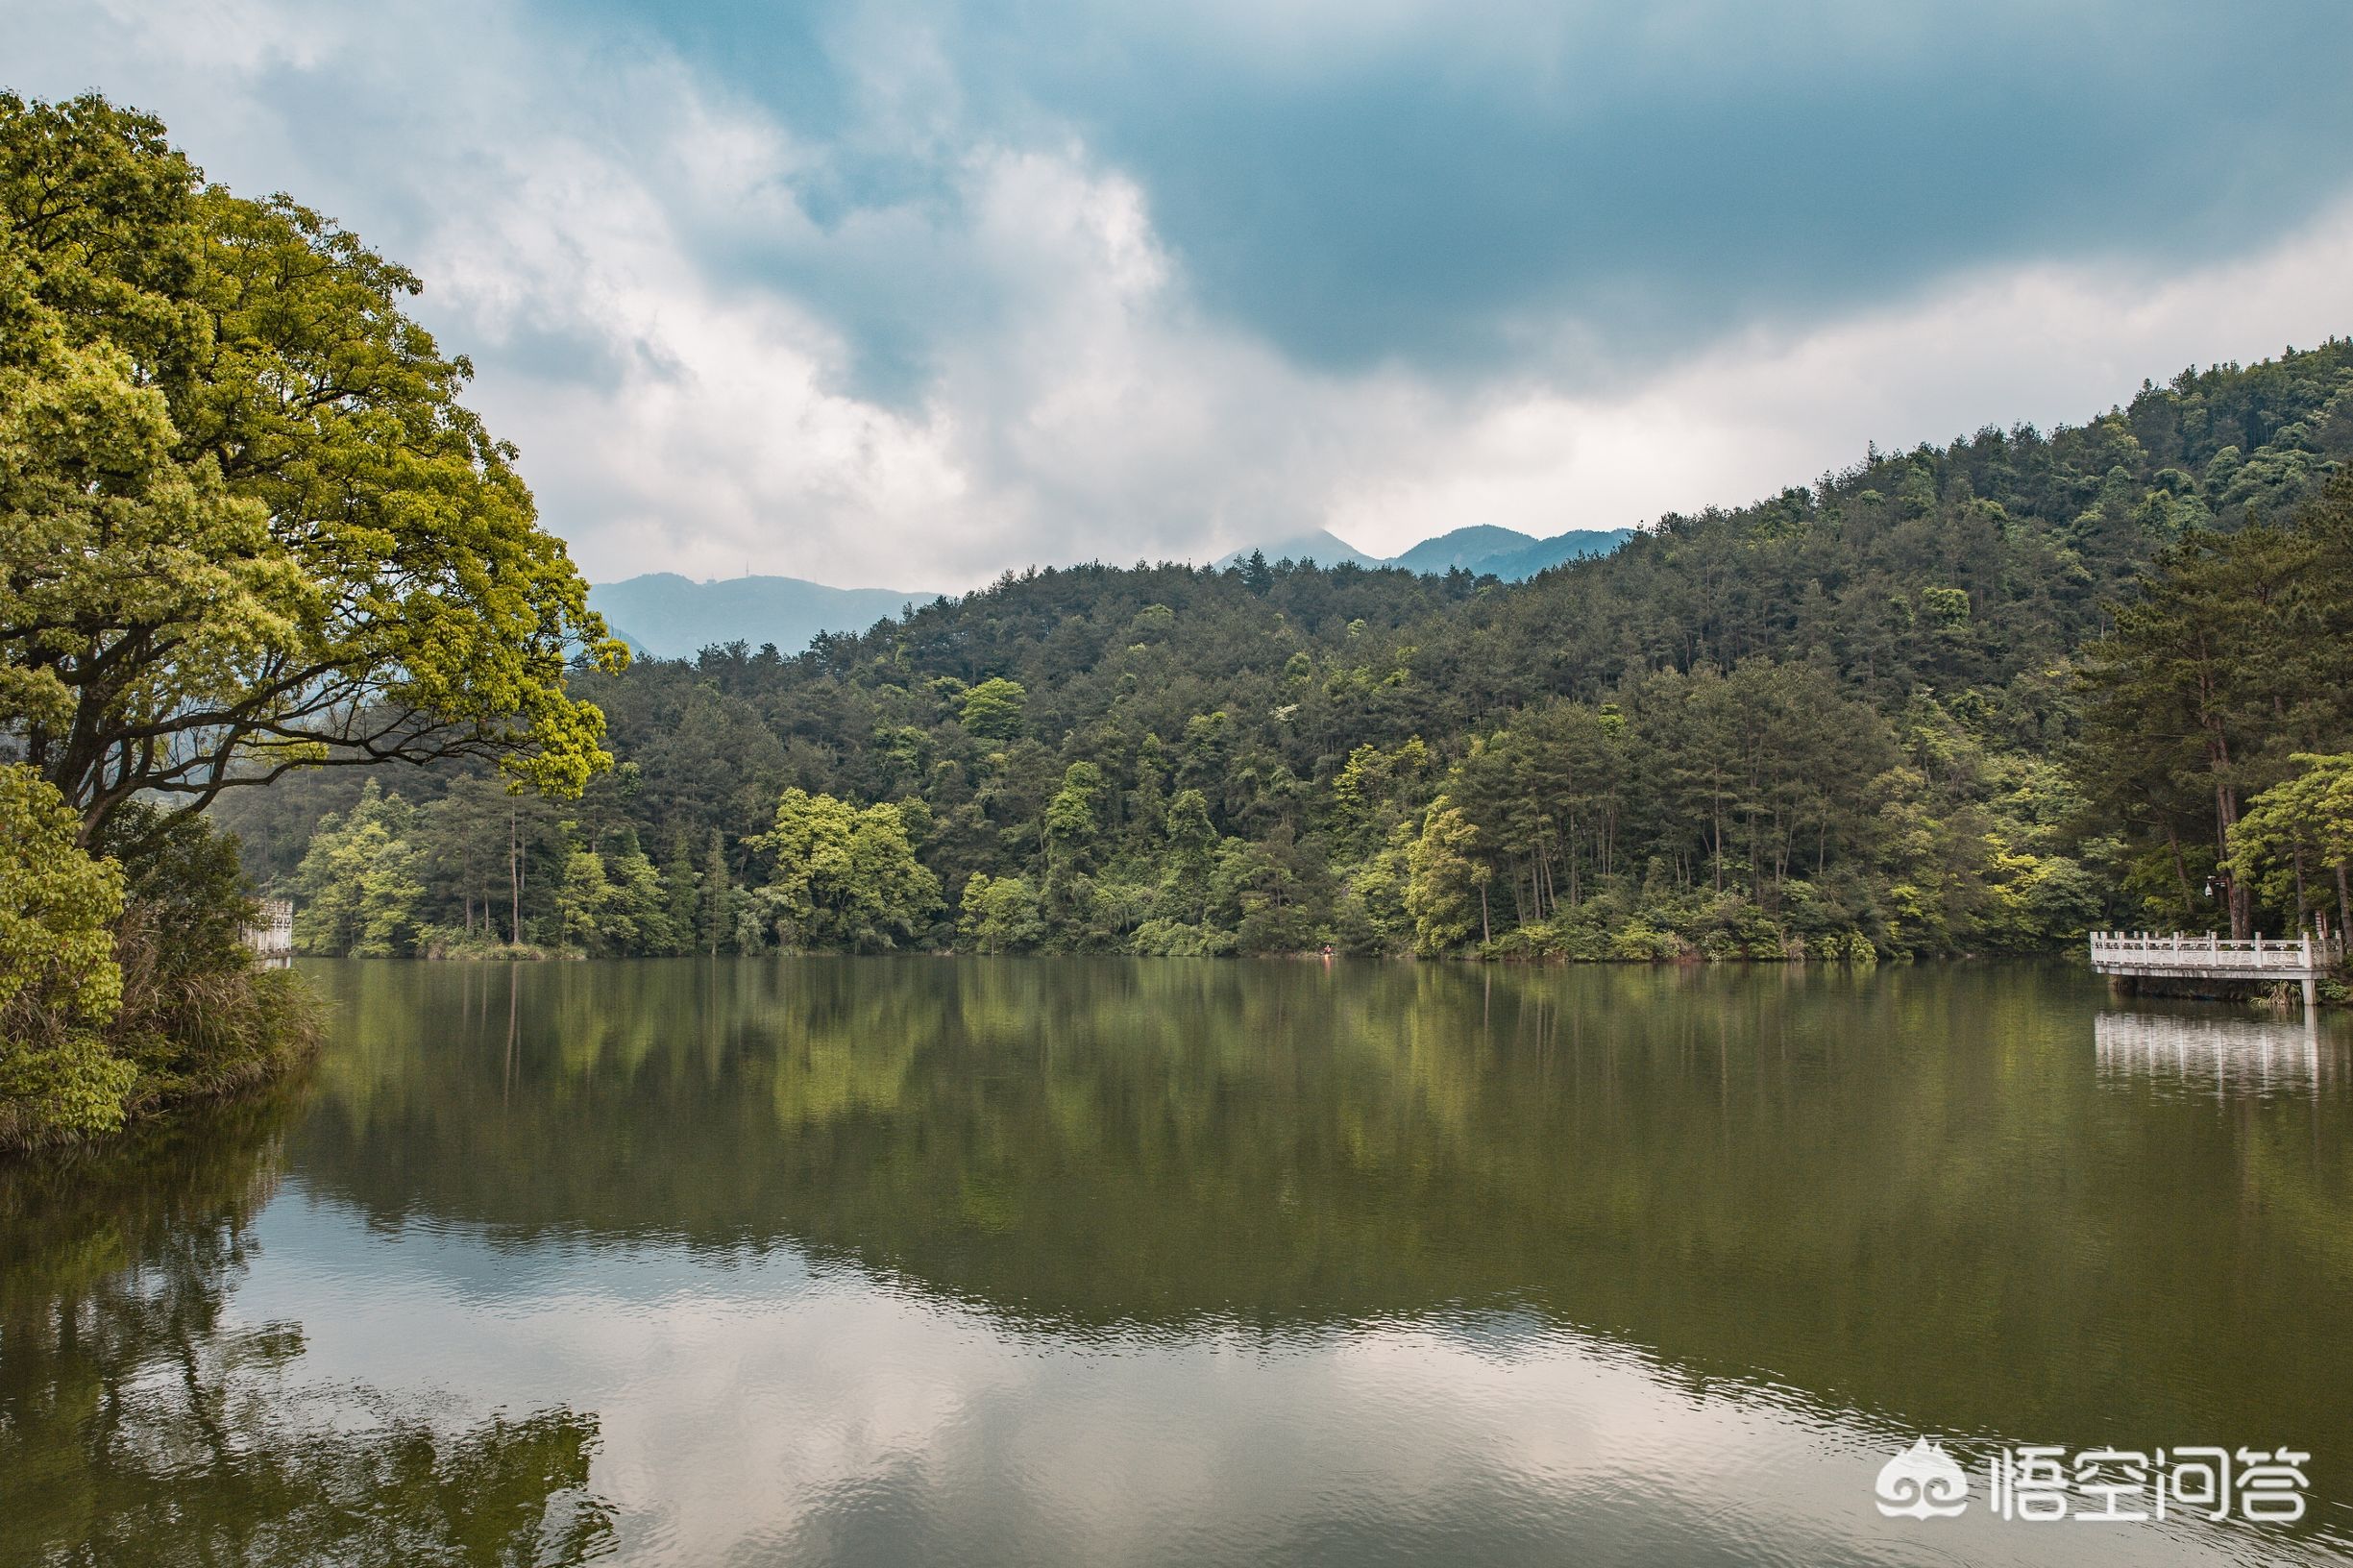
left=2205, top=706, right=2249, bottom=938
left=509, top=806, right=523, bottom=945
left=2166, top=829, right=2197, bottom=921
left=1568, top=815, right=1581, bottom=908
left=2214, top=777, right=2248, bottom=939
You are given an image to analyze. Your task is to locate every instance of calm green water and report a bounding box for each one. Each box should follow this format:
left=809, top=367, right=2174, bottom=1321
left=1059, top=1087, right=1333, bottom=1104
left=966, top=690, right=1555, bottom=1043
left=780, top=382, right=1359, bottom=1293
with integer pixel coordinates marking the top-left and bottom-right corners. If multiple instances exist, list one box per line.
left=5, top=959, right=2352, bottom=1566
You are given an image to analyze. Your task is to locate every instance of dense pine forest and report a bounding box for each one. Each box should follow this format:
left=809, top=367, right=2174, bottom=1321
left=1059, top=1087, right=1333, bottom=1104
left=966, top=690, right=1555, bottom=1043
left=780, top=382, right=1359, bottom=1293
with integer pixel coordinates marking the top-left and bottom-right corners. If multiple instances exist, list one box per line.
left=224, top=342, right=2353, bottom=969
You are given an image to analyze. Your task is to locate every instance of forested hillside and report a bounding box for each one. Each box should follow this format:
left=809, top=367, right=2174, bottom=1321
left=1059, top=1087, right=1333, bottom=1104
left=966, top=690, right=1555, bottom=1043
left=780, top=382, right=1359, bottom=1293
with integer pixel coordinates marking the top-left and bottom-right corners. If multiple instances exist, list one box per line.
left=227, top=341, right=2353, bottom=966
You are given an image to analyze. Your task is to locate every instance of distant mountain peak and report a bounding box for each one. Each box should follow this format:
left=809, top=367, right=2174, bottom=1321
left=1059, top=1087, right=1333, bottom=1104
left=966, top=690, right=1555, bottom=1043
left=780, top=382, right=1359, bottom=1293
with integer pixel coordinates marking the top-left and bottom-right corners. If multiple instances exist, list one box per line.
left=590, top=572, right=934, bottom=660
left=1388, top=526, right=1541, bottom=575
left=1214, top=524, right=1633, bottom=581
left=1212, top=528, right=1383, bottom=571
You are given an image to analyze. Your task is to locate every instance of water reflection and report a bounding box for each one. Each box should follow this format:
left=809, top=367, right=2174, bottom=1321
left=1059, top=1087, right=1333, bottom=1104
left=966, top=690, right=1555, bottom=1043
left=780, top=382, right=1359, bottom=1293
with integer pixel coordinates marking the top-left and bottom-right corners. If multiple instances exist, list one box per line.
left=224, top=1217, right=2324, bottom=1567
left=0, top=1095, right=614, bottom=1566
left=2096, top=1008, right=2345, bottom=1098
left=7, top=958, right=2353, bottom=1565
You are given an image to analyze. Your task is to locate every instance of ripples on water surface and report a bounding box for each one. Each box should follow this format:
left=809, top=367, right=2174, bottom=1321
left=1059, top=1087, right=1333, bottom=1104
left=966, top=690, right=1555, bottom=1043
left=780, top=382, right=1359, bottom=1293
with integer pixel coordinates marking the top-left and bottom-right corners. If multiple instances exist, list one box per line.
left=4, top=959, right=2350, bottom=1565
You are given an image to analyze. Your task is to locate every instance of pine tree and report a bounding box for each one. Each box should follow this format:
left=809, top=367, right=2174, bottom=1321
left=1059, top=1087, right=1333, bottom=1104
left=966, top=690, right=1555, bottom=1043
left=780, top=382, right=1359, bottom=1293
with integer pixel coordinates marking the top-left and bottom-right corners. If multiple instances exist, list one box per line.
left=659, top=828, right=702, bottom=957
left=697, top=830, right=735, bottom=956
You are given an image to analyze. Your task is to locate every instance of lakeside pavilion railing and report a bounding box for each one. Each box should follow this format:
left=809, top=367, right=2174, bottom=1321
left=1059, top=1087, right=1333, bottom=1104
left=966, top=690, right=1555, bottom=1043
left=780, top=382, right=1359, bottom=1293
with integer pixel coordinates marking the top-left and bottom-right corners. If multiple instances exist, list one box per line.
left=2089, top=929, right=2343, bottom=1007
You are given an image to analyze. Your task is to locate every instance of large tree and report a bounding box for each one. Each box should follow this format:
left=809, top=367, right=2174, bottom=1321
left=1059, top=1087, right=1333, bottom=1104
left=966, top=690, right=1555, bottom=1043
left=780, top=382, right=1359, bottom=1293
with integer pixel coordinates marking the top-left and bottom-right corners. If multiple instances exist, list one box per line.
left=2079, top=473, right=2353, bottom=936
left=0, top=93, right=623, bottom=852
left=749, top=787, right=941, bottom=951
left=2227, top=753, right=2353, bottom=941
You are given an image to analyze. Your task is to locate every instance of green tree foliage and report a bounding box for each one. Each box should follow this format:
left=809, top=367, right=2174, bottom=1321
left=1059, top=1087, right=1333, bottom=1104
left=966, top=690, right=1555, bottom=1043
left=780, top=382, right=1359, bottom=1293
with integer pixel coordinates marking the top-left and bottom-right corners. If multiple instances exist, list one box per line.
left=1405, top=801, right=1485, bottom=954
left=274, top=779, right=719, bottom=959
left=604, top=831, right=674, bottom=954
left=698, top=830, right=737, bottom=956
left=2081, top=470, right=2353, bottom=935
left=0, top=765, right=134, bottom=1139
left=2228, top=753, right=2353, bottom=939
left=656, top=830, right=702, bottom=956
left=959, top=873, right=1047, bottom=953
left=748, top=789, right=942, bottom=952
left=554, top=847, right=620, bottom=954
left=290, top=783, right=425, bottom=957
left=0, top=92, right=623, bottom=854
left=959, top=676, right=1028, bottom=741
left=546, top=824, right=672, bottom=957
left=1042, top=761, right=1105, bottom=871
left=1161, top=788, right=1218, bottom=922
left=0, top=93, right=643, bottom=1147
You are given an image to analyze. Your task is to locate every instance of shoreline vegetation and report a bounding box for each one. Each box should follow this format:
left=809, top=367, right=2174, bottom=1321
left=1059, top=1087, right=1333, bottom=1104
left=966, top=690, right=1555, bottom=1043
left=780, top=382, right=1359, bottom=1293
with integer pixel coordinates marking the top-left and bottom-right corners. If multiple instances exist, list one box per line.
left=394, top=942, right=1890, bottom=965
left=6, top=95, right=2353, bottom=1152
left=0, top=781, right=325, bottom=1153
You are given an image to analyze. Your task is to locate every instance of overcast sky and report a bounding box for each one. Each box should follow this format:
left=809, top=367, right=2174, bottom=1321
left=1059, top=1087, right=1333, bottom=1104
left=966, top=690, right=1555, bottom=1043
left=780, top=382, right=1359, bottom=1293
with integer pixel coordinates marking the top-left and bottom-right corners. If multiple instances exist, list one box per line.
left=12, top=1, right=2353, bottom=588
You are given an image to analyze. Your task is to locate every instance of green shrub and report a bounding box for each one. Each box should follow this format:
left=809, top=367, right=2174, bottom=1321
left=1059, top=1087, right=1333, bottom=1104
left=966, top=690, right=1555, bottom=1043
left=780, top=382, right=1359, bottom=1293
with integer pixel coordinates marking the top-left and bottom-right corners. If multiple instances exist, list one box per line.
left=3, top=781, right=320, bottom=1150
left=1608, top=919, right=1684, bottom=962
left=0, top=765, right=135, bottom=1145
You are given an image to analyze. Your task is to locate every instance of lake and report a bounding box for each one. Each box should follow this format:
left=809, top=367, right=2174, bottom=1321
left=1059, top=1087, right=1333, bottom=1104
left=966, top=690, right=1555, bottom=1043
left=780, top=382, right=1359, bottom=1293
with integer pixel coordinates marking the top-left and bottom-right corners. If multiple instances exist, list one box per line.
left=4, top=959, right=2350, bottom=1566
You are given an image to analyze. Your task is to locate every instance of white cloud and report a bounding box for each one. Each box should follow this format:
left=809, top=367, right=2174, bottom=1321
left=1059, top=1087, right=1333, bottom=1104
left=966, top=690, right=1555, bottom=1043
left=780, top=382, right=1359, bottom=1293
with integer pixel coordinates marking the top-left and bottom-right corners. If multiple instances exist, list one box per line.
left=1324, top=203, right=2353, bottom=554
left=7, top=0, right=2349, bottom=591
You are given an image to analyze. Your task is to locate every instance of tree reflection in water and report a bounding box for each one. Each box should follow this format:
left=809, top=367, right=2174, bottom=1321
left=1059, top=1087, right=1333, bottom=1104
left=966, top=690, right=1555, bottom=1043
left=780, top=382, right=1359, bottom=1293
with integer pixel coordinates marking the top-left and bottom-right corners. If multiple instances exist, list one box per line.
left=292, top=958, right=2353, bottom=1468
left=0, top=1090, right=613, bottom=1567
left=10, top=957, right=2353, bottom=1559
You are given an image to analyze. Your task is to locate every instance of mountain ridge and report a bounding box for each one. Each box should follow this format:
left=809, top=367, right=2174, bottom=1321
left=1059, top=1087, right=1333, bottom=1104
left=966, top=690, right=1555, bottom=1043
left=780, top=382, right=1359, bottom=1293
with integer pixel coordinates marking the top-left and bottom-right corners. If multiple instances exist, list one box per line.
left=599, top=524, right=1636, bottom=657
left=590, top=573, right=934, bottom=662
left=1210, top=524, right=1633, bottom=580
